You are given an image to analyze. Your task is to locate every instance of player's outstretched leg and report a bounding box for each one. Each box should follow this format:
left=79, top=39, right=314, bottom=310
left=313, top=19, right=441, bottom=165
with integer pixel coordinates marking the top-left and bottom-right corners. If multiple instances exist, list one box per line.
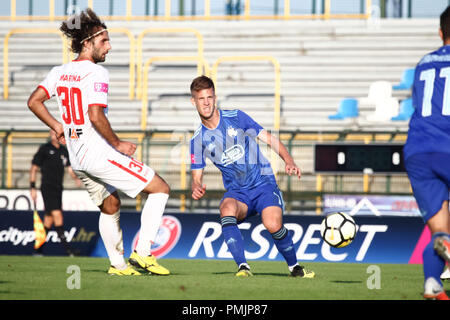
left=220, top=216, right=252, bottom=277
left=271, top=227, right=315, bottom=278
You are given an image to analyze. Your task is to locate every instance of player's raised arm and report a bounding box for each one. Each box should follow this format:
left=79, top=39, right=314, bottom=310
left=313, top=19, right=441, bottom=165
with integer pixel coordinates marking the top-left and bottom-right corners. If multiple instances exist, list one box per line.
left=88, top=105, right=136, bottom=156
left=191, top=169, right=206, bottom=200
left=257, top=129, right=301, bottom=179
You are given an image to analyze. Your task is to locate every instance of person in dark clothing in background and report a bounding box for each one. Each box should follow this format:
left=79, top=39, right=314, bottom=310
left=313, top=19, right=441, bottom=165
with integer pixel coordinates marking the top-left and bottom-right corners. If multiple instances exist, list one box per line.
left=30, top=129, right=81, bottom=255
left=226, top=0, right=241, bottom=15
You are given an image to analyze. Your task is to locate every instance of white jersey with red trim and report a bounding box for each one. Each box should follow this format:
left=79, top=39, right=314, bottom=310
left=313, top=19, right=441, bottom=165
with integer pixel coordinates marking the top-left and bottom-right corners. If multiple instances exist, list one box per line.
left=39, top=60, right=110, bottom=170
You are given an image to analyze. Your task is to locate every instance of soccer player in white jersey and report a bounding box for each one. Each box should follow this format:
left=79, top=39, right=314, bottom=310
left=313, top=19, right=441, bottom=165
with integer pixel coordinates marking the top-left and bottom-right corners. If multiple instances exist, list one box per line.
left=27, top=8, right=170, bottom=276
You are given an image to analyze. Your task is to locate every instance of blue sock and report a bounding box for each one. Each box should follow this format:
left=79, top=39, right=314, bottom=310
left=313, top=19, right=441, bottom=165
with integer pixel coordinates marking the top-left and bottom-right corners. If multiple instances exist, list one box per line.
left=423, top=232, right=448, bottom=286
left=221, top=216, right=246, bottom=267
left=272, top=227, right=297, bottom=267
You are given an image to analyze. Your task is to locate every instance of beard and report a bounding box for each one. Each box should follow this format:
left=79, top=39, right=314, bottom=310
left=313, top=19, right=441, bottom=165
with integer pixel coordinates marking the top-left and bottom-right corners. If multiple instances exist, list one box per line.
left=200, top=105, right=216, bottom=121
left=92, top=48, right=106, bottom=63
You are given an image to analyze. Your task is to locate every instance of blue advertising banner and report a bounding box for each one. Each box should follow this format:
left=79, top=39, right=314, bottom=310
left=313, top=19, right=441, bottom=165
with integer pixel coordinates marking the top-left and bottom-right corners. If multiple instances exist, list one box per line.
left=0, top=210, right=99, bottom=256
left=1, top=211, right=427, bottom=264
left=91, top=212, right=426, bottom=264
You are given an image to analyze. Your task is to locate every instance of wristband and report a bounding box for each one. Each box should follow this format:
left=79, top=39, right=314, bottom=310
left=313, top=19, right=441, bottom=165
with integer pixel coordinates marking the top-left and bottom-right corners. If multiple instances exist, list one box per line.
left=30, top=182, right=36, bottom=189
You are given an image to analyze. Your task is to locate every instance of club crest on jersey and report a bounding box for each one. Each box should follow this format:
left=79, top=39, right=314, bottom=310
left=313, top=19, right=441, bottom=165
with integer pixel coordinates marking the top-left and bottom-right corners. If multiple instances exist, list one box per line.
left=221, top=144, right=245, bottom=166
left=227, top=126, right=238, bottom=138
left=207, top=142, right=215, bottom=152
left=69, top=128, right=83, bottom=139
left=131, top=216, right=181, bottom=258
left=94, top=82, right=108, bottom=93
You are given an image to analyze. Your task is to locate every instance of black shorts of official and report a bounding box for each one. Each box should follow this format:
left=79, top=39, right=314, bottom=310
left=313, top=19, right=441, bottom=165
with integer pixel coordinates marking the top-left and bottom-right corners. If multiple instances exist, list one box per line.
left=40, top=184, right=63, bottom=215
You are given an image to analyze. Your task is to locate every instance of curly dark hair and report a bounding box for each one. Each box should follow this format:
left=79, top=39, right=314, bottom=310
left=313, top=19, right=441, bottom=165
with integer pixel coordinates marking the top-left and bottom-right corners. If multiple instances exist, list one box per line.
left=60, top=8, right=107, bottom=54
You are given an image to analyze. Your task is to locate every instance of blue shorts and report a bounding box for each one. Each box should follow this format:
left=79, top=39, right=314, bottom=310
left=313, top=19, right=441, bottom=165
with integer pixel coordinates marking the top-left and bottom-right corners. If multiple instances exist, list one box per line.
left=220, top=184, right=285, bottom=220
left=405, top=153, right=450, bottom=222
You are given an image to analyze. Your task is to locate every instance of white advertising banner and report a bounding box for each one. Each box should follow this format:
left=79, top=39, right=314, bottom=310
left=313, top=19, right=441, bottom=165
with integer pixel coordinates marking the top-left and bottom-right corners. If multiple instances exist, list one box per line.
left=0, top=189, right=98, bottom=211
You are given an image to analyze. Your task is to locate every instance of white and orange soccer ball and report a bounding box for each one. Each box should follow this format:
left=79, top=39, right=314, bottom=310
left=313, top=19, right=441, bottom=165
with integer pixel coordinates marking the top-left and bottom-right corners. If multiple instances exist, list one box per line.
left=320, top=212, right=356, bottom=248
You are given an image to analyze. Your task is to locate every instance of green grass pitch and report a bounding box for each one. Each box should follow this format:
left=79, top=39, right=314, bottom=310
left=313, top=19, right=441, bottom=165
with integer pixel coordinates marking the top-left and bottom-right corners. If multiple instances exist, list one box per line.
left=0, top=255, right=448, bottom=300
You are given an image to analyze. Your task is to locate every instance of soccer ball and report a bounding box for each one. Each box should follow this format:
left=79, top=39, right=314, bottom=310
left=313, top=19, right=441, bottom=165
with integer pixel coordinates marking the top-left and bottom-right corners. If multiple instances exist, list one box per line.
left=320, top=212, right=356, bottom=248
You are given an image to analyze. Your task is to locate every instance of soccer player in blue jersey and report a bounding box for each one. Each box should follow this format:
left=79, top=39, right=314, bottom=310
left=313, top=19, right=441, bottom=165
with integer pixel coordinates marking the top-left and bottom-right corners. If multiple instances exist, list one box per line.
left=189, top=75, right=315, bottom=278
left=404, top=6, right=450, bottom=300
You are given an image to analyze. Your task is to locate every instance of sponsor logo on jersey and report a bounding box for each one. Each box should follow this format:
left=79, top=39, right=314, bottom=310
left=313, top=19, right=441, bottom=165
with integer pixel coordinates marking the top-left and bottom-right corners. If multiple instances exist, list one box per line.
left=94, top=82, right=108, bottom=93
left=69, top=128, right=83, bottom=139
left=131, top=215, right=181, bottom=258
left=221, top=144, right=245, bottom=166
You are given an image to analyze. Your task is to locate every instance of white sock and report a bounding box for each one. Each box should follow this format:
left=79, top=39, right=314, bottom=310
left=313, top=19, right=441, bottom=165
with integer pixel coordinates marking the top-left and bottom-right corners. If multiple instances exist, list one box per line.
left=99, top=211, right=127, bottom=269
left=239, top=263, right=251, bottom=270
left=288, top=263, right=299, bottom=273
left=135, top=193, right=169, bottom=257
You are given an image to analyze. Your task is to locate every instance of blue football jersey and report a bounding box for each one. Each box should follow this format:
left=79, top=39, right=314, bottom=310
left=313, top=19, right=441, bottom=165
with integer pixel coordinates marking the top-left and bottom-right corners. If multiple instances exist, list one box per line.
left=404, top=45, right=450, bottom=160
left=190, top=109, right=277, bottom=191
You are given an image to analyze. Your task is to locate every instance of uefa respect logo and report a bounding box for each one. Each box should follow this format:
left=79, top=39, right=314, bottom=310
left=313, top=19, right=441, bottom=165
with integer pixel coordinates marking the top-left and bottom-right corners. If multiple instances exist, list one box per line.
left=131, top=215, right=182, bottom=258
left=190, top=127, right=274, bottom=167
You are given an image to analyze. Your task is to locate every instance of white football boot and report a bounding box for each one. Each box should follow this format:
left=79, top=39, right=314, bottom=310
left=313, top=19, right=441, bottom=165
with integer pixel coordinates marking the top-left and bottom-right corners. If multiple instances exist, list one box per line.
left=423, top=277, right=449, bottom=300
left=440, top=266, right=450, bottom=282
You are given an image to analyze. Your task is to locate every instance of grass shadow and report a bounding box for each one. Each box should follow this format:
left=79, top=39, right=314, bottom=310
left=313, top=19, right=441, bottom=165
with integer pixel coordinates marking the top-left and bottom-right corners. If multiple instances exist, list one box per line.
left=84, top=268, right=108, bottom=273
left=331, top=280, right=363, bottom=284
left=254, top=272, right=291, bottom=278
left=212, top=271, right=288, bottom=277
left=212, top=272, right=236, bottom=276
left=84, top=268, right=183, bottom=277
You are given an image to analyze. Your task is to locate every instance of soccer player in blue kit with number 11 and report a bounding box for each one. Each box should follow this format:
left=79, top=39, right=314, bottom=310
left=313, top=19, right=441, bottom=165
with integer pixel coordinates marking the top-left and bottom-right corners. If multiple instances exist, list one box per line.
left=189, top=75, right=315, bottom=278
left=404, top=6, right=450, bottom=300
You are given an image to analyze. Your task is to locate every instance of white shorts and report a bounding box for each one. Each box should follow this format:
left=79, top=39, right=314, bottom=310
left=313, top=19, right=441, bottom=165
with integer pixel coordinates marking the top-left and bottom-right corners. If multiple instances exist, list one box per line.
left=74, top=149, right=155, bottom=207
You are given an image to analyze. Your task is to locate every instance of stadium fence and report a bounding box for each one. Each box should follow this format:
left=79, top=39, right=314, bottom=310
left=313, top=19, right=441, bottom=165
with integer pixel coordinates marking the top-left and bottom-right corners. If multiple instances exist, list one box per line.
left=0, top=129, right=412, bottom=214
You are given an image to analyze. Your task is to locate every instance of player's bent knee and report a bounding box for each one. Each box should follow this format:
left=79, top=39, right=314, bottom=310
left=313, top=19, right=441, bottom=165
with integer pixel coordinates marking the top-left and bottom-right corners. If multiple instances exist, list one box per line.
left=263, top=221, right=283, bottom=234
left=219, top=206, right=240, bottom=219
left=143, top=173, right=170, bottom=195
left=101, top=203, right=120, bottom=214
left=160, top=180, right=170, bottom=195
left=99, top=192, right=121, bottom=214
left=219, top=203, right=234, bottom=215
left=262, top=219, right=283, bottom=234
